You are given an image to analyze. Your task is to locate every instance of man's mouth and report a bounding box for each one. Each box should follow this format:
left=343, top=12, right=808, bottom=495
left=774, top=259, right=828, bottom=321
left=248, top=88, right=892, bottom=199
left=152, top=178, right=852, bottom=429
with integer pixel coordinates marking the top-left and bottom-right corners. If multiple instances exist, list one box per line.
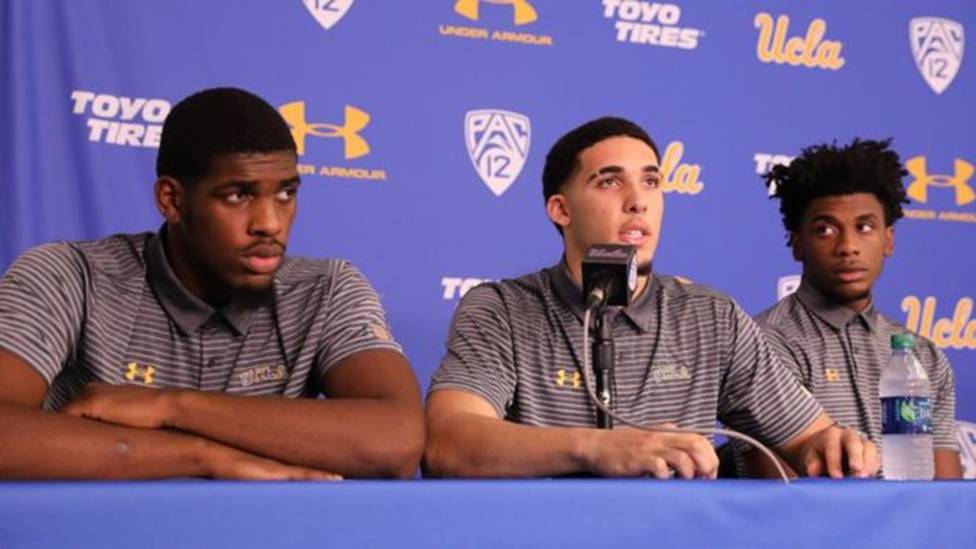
left=619, top=224, right=650, bottom=246
left=241, top=243, right=284, bottom=275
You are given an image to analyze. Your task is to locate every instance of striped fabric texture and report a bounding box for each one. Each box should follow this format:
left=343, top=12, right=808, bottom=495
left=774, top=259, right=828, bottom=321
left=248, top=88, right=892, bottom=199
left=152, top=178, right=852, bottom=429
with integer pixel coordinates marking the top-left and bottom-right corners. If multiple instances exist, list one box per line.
left=431, top=263, right=823, bottom=448
left=0, top=232, right=402, bottom=410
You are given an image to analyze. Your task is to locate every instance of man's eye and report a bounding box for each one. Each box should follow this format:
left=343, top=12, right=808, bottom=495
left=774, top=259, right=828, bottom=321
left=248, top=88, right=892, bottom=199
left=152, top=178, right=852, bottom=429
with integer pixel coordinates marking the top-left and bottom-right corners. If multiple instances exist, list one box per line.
left=276, top=188, right=297, bottom=201
left=598, top=178, right=619, bottom=188
left=644, top=177, right=660, bottom=188
left=814, top=225, right=836, bottom=236
left=858, top=223, right=875, bottom=233
left=225, top=192, right=247, bottom=204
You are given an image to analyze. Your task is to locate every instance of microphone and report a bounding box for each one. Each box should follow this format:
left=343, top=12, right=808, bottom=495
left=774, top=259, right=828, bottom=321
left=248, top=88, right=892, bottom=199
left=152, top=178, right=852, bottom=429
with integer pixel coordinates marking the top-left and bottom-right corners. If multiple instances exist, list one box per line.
left=582, top=244, right=638, bottom=310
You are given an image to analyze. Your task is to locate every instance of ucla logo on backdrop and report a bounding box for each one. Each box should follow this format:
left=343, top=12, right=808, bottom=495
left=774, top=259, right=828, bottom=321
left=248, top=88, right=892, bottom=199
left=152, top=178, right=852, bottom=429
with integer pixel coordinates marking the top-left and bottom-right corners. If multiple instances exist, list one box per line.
left=71, top=90, right=170, bottom=148
left=777, top=274, right=801, bottom=300
left=659, top=141, right=704, bottom=195
left=902, top=155, right=975, bottom=224
left=754, top=13, right=845, bottom=70
left=278, top=100, right=387, bottom=181
left=910, top=17, right=965, bottom=95
left=439, top=0, right=553, bottom=47
left=957, top=421, right=976, bottom=479
left=465, top=109, right=531, bottom=197
left=902, top=295, right=976, bottom=351
left=302, top=0, right=355, bottom=31
left=602, top=1, right=705, bottom=50
left=442, top=277, right=494, bottom=300
left=754, top=152, right=795, bottom=195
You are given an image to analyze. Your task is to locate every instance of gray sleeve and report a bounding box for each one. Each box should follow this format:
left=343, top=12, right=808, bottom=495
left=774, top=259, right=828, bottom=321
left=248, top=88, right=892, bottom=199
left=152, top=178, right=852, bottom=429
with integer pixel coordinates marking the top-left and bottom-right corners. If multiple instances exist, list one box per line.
left=428, top=284, right=516, bottom=418
left=719, top=300, right=823, bottom=447
left=0, top=243, right=87, bottom=384
left=921, top=342, right=959, bottom=451
left=762, top=326, right=811, bottom=388
left=317, top=262, right=402, bottom=375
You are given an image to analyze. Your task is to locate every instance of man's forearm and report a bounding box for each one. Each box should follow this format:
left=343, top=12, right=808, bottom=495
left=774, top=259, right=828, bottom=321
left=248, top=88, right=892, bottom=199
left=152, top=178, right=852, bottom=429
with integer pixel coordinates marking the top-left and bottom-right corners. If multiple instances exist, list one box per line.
left=425, top=413, right=592, bottom=477
left=165, top=391, right=424, bottom=478
left=0, top=402, right=214, bottom=479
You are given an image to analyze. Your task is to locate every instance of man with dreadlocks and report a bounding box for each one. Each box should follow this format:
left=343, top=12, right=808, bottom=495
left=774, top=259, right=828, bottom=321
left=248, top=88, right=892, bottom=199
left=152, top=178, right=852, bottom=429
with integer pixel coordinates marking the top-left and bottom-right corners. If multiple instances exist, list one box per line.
left=745, top=138, right=962, bottom=478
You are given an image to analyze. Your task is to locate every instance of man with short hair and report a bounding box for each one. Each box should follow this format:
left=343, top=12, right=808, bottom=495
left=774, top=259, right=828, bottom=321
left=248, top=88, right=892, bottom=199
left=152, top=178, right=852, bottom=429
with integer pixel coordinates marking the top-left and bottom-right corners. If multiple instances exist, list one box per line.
left=0, top=87, right=424, bottom=480
left=748, top=138, right=961, bottom=478
left=424, top=117, right=879, bottom=479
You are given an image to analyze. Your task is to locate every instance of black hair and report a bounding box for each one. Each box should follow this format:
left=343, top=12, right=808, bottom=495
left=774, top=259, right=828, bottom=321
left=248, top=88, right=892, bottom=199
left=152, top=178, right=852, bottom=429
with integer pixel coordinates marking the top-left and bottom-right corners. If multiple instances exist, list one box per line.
left=542, top=116, right=659, bottom=233
left=764, top=138, right=908, bottom=234
left=156, top=87, right=296, bottom=184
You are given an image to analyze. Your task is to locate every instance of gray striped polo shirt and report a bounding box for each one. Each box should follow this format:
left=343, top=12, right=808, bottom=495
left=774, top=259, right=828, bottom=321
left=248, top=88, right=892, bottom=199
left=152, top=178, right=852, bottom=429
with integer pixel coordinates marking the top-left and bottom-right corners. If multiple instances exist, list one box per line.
left=756, top=280, right=958, bottom=450
left=430, top=262, right=823, bottom=447
left=0, top=231, right=401, bottom=410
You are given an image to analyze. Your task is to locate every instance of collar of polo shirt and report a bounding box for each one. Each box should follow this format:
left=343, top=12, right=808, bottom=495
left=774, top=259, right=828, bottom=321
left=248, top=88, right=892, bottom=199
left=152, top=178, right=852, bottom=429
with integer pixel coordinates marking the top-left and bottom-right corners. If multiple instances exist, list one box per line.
left=795, top=278, right=879, bottom=333
left=145, top=228, right=268, bottom=335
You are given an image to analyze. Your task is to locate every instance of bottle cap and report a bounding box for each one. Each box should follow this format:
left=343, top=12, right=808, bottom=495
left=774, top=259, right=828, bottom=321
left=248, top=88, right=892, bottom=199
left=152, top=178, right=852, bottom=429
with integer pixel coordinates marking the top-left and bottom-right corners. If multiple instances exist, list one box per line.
left=891, top=333, right=915, bottom=350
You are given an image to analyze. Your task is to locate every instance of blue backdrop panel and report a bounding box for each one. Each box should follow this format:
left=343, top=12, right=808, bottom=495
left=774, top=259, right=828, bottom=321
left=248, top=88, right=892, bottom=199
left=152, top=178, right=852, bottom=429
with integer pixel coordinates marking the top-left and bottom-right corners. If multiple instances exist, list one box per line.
left=2, top=1, right=973, bottom=429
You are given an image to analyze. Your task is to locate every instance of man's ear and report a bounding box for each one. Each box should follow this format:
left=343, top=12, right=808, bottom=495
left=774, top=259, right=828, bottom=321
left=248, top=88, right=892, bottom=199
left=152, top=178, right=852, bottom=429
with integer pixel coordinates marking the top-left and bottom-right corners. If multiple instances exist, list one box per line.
left=884, top=225, right=895, bottom=257
left=155, top=176, right=185, bottom=224
left=790, top=231, right=803, bottom=262
left=546, top=194, right=571, bottom=230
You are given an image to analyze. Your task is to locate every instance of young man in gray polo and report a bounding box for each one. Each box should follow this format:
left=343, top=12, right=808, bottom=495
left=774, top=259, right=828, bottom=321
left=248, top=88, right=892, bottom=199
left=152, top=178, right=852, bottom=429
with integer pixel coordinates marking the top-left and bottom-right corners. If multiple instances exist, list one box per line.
left=0, top=88, right=424, bottom=480
left=425, top=117, right=879, bottom=479
left=747, top=139, right=961, bottom=478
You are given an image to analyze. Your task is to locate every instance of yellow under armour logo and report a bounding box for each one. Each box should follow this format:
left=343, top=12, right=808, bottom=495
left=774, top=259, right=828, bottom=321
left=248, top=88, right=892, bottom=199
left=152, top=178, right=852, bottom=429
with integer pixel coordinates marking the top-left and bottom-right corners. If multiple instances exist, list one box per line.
left=825, top=368, right=840, bottom=382
left=455, top=0, right=538, bottom=25
left=555, top=369, right=581, bottom=389
left=905, top=156, right=975, bottom=206
left=125, top=362, right=155, bottom=385
left=279, top=101, right=370, bottom=159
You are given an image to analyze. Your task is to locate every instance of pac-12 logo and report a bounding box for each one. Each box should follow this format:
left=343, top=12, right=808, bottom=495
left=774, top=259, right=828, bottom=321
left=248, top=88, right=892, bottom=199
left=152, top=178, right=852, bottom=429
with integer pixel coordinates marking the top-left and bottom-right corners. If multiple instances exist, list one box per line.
left=465, top=110, right=531, bottom=196
left=455, top=0, right=538, bottom=26
left=910, top=17, right=965, bottom=95
left=302, top=0, right=355, bottom=31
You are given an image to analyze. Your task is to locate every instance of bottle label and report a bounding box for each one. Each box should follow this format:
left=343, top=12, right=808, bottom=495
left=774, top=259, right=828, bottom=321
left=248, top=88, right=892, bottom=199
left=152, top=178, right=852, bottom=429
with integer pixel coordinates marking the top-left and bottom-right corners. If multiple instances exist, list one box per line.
left=881, top=397, right=932, bottom=435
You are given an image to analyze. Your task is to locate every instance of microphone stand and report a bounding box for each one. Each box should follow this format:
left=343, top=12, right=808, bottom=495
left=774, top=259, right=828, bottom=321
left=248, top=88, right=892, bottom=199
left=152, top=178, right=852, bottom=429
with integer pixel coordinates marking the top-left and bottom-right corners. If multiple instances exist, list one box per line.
left=591, top=306, right=615, bottom=429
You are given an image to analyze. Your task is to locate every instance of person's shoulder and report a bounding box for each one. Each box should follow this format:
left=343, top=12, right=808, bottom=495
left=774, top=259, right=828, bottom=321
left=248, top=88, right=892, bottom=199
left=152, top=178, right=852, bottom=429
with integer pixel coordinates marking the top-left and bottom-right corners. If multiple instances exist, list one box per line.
left=274, top=256, right=351, bottom=287
left=456, top=268, right=551, bottom=313
left=653, top=274, right=736, bottom=309
left=754, top=293, right=799, bottom=327
left=874, top=311, right=949, bottom=363
left=11, top=232, right=148, bottom=280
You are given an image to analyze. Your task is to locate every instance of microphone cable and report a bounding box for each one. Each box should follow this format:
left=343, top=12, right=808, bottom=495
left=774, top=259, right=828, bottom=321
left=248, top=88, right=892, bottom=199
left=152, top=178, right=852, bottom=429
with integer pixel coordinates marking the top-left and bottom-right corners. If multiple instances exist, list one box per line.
left=582, top=307, right=791, bottom=483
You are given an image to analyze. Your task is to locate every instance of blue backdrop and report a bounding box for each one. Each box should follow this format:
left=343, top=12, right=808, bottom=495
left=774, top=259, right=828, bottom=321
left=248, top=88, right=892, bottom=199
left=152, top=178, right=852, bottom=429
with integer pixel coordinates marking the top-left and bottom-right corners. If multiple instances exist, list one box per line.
left=1, top=1, right=973, bottom=441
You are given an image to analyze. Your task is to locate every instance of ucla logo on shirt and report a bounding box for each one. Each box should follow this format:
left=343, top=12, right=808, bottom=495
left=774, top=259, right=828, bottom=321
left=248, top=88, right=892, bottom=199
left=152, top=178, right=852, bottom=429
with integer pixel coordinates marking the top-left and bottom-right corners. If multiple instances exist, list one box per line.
left=278, top=100, right=387, bottom=181
left=439, top=0, right=553, bottom=46
left=238, top=365, right=287, bottom=388
left=754, top=13, right=845, bottom=70
left=465, top=109, right=531, bottom=197
left=910, top=17, right=965, bottom=95
left=124, top=362, right=156, bottom=386
left=302, top=0, right=355, bottom=31
left=902, top=155, right=976, bottom=224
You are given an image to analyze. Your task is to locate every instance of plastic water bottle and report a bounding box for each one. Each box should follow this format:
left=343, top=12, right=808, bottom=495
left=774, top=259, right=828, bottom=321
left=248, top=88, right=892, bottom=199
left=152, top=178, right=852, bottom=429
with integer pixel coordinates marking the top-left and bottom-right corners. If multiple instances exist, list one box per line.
left=879, top=333, right=934, bottom=480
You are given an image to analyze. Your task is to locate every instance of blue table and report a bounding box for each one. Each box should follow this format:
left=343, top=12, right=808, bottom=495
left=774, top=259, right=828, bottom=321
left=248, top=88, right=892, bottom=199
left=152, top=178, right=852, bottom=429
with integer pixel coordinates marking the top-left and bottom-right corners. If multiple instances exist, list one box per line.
left=0, top=479, right=972, bottom=548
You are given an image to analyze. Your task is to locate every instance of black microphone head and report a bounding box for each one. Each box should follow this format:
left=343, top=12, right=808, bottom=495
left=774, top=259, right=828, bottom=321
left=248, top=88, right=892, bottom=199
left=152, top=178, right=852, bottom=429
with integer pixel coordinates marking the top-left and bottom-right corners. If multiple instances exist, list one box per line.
left=582, top=244, right=638, bottom=308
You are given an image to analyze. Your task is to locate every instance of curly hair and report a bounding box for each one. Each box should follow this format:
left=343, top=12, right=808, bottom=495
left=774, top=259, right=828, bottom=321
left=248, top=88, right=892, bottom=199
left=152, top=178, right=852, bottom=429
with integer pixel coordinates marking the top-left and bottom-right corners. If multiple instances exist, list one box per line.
left=764, top=138, right=909, bottom=234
